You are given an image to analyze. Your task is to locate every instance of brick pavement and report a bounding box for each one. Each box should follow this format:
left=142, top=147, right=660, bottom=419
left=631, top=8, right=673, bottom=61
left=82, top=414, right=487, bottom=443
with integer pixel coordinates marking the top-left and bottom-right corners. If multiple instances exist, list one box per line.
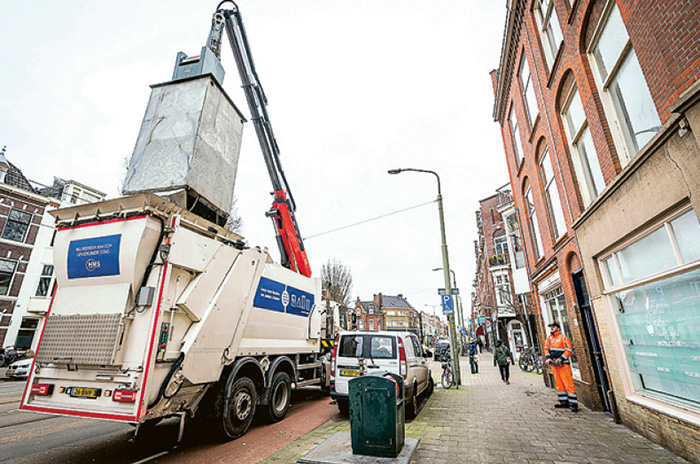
left=261, top=353, right=688, bottom=463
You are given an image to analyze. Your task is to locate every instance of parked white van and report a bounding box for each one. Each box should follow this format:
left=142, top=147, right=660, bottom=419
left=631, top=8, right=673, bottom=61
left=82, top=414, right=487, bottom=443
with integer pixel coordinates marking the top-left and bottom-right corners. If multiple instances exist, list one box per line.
left=330, top=331, right=433, bottom=418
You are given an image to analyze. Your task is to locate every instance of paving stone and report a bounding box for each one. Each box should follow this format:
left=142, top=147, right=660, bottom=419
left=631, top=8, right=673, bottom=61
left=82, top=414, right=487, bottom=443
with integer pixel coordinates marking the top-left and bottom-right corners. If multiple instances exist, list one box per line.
left=260, top=353, right=689, bottom=464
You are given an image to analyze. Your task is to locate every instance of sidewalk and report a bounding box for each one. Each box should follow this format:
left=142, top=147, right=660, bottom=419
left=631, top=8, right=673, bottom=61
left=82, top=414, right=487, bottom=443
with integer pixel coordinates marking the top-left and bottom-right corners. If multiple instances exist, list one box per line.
left=262, top=353, right=688, bottom=463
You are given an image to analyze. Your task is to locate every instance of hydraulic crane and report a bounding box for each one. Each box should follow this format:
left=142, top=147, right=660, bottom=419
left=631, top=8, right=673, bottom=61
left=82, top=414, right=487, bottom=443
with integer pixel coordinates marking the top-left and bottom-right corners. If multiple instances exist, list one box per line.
left=206, top=1, right=312, bottom=277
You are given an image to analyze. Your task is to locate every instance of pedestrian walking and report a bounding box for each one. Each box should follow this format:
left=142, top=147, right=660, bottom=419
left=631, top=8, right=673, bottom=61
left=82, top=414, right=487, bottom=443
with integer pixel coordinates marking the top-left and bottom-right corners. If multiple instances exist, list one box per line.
left=493, top=339, right=513, bottom=384
left=544, top=322, right=578, bottom=412
left=469, top=339, right=479, bottom=374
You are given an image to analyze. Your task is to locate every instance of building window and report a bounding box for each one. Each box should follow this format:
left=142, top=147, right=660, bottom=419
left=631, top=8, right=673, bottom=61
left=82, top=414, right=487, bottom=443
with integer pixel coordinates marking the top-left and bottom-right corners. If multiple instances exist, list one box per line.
left=520, top=55, right=539, bottom=127
left=15, top=318, right=39, bottom=350
left=534, top=0, right=564, bottom=70
left=589, top=2, right=660, bottom=161
left=601, top=208, right=700, bottom=409
left=509, top=107, right=523, bottom=166
left=1, top=209, right=32, bottom=242
left=562, top=86, right=606, bottom=206
left=359, top=319, right=364, bottom=330
left=525, top=186, right=544, bottom=259
left=494, top=235, right=509, bottom=256
left=0, top=259, right=17, bottom=295
left=539, top=148, right=567, bottom=239
left=543, top=286, right=578, bottom=371
left=369, top=319, right=374, bottom=331
left=35, top=265, right=55, bottom=297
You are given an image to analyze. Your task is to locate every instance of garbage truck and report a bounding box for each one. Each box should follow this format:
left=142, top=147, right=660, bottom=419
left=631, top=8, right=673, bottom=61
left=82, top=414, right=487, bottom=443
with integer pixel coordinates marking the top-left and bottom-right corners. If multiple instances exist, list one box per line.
left=20, top=2, right=332, bottom=441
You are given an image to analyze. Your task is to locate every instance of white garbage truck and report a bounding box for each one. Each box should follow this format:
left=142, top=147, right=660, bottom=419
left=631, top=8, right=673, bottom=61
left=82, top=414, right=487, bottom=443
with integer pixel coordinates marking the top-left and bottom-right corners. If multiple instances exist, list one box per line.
left=20, top=2, right=333, bottom=441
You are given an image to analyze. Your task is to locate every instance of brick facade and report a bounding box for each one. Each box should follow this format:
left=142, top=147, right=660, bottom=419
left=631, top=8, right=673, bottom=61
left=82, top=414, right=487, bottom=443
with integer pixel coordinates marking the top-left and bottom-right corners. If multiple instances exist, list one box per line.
left=492, top=1, right=700, bottom=460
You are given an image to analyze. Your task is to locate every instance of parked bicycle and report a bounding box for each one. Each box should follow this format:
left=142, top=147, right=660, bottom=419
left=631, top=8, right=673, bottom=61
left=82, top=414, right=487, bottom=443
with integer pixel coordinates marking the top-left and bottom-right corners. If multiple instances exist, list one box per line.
left=440, top=353, right=454, bottom=389
left=518, top=347, right=543, bottom=374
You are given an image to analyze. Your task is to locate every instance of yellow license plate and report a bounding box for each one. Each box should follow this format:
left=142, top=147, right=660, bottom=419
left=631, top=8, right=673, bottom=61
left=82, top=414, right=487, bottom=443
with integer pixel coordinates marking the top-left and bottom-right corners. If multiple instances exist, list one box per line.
left=340, top=369, right=360, bottom=377
left=70, top=387, right=101, bottom=399
left=7, top=369, right=14, bottom=374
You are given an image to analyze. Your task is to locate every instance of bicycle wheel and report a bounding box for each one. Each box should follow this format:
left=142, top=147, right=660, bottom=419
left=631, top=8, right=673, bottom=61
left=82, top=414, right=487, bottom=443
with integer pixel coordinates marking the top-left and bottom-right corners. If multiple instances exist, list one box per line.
left=534, top=357, right=543, bottom=374
left=441, top=369, right=453, bottom=389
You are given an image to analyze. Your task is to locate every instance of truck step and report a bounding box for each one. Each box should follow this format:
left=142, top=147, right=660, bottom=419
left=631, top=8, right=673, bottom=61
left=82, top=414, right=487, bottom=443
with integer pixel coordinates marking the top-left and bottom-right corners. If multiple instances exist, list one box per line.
left=297, top=362, right=321, bottom=370
left=295, top=379, right=320, bottom=388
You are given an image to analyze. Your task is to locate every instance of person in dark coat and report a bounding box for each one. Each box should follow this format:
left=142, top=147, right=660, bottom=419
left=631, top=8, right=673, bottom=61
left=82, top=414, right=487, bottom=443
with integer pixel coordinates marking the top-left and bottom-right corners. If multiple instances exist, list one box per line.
left=469, top=339, right=479, bottom=374
left=493, top=339, right=514, bottom=384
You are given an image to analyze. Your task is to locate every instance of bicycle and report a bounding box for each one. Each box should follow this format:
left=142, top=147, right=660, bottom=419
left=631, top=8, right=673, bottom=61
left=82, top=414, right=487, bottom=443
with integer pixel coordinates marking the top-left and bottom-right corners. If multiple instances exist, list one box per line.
left=518, top=347, right=542, bottom=374
left=440, top=354, right=454, bottom=389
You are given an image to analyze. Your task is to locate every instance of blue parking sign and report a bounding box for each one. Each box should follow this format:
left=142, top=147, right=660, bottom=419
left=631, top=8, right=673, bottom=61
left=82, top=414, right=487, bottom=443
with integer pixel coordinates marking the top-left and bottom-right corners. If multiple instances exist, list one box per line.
left=441, top=294, right=454, bottom=315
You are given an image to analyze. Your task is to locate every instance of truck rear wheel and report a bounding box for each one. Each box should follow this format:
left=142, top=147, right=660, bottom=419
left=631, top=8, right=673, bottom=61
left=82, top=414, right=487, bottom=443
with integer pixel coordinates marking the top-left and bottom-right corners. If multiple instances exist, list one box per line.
left=217, top=376, right=257, bottom=440
left=267, top=371, right=291, bottom=422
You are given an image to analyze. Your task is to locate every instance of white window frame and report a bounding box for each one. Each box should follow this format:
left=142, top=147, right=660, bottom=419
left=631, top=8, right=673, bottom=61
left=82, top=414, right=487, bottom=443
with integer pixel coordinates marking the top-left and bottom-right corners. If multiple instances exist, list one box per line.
left=509, top=107, right=524, bottom=166
left=598, top=206, right=700, bottom=423
left=519, top=54, right=539, bottom=127
left=534, top=0, right=564, bottom=70
left=587, top=1, right=661, bottom=164
left=539, top=148, right=567, bottom=239
left=561, top=85, right=606, bottom=207
left=1, top=209, right=33, bottom=243
left=0, top=258, right=17, bottom=296
left=525, top=186, right=544, bottom=259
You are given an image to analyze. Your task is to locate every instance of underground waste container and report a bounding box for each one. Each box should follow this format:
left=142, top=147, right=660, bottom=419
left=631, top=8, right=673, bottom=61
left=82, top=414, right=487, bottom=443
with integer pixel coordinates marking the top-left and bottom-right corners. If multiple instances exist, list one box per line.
left=348, top=371, right=405, bottom=458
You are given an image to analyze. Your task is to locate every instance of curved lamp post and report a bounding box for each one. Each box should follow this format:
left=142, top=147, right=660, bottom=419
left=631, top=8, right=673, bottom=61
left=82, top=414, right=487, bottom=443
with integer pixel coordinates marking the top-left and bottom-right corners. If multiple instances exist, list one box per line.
left=388, top=168, right=461, bottom=386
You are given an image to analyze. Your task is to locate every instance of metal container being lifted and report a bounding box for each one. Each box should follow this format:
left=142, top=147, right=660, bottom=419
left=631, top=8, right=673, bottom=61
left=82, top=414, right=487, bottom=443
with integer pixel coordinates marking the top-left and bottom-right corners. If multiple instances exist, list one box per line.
left=122, top=51, right=246, bottom=225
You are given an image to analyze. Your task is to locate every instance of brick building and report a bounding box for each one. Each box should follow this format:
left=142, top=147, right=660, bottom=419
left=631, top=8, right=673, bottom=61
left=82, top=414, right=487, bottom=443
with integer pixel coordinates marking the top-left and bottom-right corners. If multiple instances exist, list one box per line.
left=0, top=148, right=54, bottom=348
left=473, top=184, right=537, bottom=358
left=491, top=1, right=700, bottom=460
left=353, top=296, right=383, bottom=331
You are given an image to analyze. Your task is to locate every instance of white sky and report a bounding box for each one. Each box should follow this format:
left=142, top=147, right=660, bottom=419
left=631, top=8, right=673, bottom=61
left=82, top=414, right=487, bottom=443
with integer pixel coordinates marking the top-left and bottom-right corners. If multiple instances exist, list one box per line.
left=0, top=1, right=508, bottom=325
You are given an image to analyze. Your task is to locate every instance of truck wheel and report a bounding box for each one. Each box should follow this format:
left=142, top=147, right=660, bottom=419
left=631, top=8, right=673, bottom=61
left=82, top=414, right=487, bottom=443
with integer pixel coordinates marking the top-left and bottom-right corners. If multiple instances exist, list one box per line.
left=337, top=399, right=349, bottom=415
left=267, top=371, right=291, bottom=422
left=218, top=377, right=257, bottom=440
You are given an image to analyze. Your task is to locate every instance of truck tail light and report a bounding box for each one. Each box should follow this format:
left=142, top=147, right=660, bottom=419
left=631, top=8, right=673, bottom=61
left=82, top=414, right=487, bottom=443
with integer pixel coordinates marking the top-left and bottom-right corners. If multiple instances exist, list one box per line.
left=330, top=335, right=339, bottom=377
left=30, top=384, right=54, bottom=396
left=113, top=389, right=138, bottom=402
left=398, top=340, right=407, bottom=380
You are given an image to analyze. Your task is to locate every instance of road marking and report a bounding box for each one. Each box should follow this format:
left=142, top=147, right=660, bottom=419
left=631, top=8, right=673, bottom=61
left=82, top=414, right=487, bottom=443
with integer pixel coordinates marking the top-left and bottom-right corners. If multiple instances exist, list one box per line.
left=429, top=407, right=449, bottom=410
left=131, top=451, right=169, bottom=464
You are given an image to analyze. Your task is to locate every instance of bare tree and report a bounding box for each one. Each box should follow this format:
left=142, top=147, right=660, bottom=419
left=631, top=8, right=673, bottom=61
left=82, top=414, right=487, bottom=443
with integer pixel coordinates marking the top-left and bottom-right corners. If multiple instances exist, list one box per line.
left=224, top=195, right=244, bottom=235
left=321, top=258, right=353, bottom=306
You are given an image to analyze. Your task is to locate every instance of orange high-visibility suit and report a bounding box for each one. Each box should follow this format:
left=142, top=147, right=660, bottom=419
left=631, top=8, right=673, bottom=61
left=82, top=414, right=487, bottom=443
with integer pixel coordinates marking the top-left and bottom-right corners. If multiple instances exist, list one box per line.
left=544, top=331, right=577, bottom=410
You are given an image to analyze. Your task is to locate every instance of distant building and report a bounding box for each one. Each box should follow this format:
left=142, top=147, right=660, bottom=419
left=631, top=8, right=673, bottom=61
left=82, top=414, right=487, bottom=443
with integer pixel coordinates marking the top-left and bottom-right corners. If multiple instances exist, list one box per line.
left=1, top=151, right=106, bottom=351
left=354, top=297, right=383, bottom=331
left=0, top=147, right=56, bottom=348
left=381, top=294, right=420, bottom=335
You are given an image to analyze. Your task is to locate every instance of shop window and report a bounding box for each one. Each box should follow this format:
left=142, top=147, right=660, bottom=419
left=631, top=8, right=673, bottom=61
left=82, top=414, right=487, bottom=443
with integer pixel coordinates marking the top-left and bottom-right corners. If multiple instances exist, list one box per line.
left=543, top=286, right=579, bottom=371
left=15, top=318, right=39, bottom=350
left=589, top=2, right=661, bottom=162
left=35, top=265, right=55, bottom=297
left=1, top=209, right=32, bottom=242
left=525, top=186, right=544, bottom=259
left=534, top=0, right=564, bottom=70
left=519, top=55, right=539, bottom=127
left=562, top=86, right=606, bottom=206
left=0, top=259, right=17, bottom=295
left=601, top=208, right=700, bottom=409
left=509, top=107, right=523, bottom=165
left=539, top=148, right=567, bottom=239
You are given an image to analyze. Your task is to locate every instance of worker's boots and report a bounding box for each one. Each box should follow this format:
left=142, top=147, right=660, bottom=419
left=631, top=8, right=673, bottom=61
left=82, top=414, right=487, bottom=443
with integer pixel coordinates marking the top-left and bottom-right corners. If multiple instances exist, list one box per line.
left=570, top=404, right=579, bottom=412
left=554, top=402, right=570, bottom=409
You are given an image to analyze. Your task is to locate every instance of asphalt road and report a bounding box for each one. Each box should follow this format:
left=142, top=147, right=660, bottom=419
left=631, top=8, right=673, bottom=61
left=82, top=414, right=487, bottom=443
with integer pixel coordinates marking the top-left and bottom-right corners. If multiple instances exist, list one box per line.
left=0, top=378, right=337, bottom=464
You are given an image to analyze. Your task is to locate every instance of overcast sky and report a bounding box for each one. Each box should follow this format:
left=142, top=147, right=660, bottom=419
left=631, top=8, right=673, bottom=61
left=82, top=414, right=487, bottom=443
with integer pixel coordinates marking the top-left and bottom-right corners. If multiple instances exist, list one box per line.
left=0, top=1, right=508, bottom=325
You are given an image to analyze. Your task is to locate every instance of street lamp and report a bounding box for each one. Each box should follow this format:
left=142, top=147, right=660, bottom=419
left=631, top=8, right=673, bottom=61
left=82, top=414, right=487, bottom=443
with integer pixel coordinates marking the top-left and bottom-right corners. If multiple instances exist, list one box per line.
left=388, top=168, right=461, bottom=386
left=433, top=267, right=465, bottom=329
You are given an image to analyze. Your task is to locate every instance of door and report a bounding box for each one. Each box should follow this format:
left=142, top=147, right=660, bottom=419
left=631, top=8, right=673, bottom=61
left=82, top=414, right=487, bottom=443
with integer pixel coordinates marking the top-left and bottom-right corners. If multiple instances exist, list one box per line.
left=572, top=270, right=611, bottom=411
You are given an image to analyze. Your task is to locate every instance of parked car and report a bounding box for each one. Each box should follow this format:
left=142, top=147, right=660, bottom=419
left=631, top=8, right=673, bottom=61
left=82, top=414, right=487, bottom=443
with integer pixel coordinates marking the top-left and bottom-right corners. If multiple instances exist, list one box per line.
left=434, top=338, right=450, bottom=361
left=5, top=357, right=32, bottom=380
left=330, top=331, right=433, bottom=418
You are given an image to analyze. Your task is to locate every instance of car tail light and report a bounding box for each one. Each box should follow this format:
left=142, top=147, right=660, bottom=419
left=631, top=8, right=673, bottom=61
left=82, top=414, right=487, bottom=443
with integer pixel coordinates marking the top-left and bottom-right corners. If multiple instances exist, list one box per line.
left=113, top=389, right=138, bottom=402
left=30, top=384, right=54, bottom=396
left=398, top=339, right=407, bottom=380
left=330, top=335, right=339, bottom=377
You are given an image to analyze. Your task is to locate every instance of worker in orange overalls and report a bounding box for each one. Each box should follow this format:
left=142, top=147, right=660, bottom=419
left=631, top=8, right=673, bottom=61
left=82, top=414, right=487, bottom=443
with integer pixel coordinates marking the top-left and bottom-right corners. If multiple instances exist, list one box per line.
left=544, top=322, right=578, bottom=412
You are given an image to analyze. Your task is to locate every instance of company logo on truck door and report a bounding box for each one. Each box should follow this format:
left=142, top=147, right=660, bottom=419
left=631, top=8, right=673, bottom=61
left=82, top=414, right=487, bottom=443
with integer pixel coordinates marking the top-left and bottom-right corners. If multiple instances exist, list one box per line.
left=67, top=234, right=121, bottom=279
left=253, top=277, right=314, bottom=317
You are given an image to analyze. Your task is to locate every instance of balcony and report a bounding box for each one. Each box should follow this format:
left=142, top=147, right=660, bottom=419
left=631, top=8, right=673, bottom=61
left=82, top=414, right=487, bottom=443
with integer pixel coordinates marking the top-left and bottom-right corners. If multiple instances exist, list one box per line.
left=489, top=253, right=509, bottom=267
left=496, top=189, right=513, bottom=207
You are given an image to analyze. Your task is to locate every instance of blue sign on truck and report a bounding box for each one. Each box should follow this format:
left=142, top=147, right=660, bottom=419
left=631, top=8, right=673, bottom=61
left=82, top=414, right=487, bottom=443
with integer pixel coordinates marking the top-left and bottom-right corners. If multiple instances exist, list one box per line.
left=253, top=277, right=315, bottom=317
left=67, top=235, right=121, bottom=279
